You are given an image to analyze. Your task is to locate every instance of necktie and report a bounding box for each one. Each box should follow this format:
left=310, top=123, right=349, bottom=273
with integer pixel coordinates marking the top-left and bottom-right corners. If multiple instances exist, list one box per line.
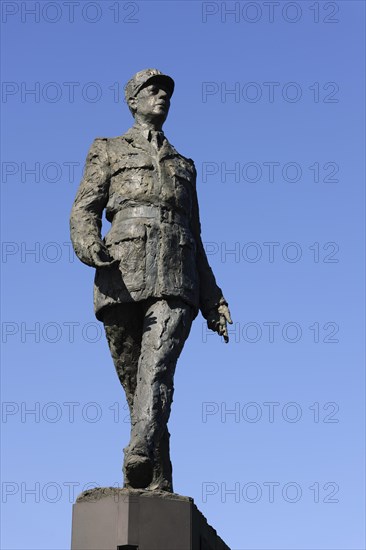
left=149, top=130, right=164, bottom=150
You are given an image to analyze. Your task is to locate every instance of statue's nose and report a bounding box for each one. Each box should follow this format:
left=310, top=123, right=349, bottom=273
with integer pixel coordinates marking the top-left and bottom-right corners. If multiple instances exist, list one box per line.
left=158, top=88, right=168, bottom=99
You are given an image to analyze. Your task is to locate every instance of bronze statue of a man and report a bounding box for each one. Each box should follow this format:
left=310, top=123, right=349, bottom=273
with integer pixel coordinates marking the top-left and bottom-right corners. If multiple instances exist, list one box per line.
left=70, top=69, right=232, bottom=492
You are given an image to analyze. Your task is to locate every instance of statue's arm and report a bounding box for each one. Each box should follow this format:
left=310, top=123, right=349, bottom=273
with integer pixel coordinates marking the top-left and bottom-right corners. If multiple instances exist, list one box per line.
left=190, top=162, right=232, bottom=340
left=70, top=138, right=114, bottom=268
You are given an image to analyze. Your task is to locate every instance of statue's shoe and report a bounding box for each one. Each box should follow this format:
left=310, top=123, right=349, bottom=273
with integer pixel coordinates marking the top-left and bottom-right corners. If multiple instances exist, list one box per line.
left=146, top=478, right=173, bottom=492
left=124, top=453, right=153, bottom=489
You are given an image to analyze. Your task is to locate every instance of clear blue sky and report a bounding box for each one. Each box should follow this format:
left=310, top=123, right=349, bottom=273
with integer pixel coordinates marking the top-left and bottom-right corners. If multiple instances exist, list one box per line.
left=1, top=1, right=365, bottom=549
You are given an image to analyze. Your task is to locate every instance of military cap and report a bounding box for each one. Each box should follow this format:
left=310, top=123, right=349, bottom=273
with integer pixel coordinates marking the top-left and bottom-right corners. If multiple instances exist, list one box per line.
left=124, top=68, right=175, bottom=101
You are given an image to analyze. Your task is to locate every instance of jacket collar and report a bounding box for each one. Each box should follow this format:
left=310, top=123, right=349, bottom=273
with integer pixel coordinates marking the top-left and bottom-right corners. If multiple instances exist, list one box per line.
left=123, top=125, right=179, bottom=160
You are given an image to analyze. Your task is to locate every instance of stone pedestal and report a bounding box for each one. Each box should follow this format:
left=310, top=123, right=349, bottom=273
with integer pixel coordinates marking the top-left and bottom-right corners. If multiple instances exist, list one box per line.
left=71, top=487, right=230, bottom=550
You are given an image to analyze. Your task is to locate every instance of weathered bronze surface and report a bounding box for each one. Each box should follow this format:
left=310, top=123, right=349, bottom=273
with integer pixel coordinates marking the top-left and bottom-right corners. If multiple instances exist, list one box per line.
left=70, top=69, right=232, bottom=492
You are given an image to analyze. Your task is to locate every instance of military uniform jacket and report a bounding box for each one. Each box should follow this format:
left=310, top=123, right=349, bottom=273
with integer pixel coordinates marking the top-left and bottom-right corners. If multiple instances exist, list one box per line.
left=70, top=125, right=223, bottom=321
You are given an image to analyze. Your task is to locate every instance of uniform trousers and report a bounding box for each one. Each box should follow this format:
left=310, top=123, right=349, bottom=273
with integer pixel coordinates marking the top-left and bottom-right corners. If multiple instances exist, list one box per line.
left=102, top=297, right=193, bottom=491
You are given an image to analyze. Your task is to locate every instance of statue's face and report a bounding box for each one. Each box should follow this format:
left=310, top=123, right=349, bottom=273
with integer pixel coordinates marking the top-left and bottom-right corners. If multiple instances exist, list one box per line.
left=130, top=81, right=171, bottom=125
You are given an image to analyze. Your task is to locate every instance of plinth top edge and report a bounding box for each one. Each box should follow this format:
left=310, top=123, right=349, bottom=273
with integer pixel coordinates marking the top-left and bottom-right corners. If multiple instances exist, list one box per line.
left=75, top=487, right=194, bottom=504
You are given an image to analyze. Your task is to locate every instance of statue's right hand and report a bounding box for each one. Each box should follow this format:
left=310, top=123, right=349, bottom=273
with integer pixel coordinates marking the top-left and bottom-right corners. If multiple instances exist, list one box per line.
left=88, top=242, right=118, bottom=268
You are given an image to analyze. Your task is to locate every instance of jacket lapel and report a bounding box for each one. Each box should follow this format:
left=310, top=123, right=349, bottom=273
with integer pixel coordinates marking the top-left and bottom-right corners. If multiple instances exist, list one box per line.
left=123, top=126, right=180, bottom=161
left=158, top=137, right=180, bottom=161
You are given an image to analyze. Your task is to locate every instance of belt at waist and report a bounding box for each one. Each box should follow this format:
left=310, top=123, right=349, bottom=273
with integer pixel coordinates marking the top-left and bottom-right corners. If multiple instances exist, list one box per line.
left=114, top=205, right=188, bottom=227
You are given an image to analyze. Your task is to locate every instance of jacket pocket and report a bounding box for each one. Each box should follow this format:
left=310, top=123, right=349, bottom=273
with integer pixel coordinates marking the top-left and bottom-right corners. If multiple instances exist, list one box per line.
left=174, top=161, right=194, bottom=215
left=110, top=153, right=153, bottom=175
left=179, top=228, right=197, bottom=290
left=105, top=221, right=146, bottom=292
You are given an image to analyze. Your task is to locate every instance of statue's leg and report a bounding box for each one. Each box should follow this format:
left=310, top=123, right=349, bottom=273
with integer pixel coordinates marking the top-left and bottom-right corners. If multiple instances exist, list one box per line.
left=103, top=303, right=152, bottom=488
left=150, top=426, right=173, bottom=492
left=125, top=297, right=193, bottom=491
left=102, top=303, right=143, bottom=414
